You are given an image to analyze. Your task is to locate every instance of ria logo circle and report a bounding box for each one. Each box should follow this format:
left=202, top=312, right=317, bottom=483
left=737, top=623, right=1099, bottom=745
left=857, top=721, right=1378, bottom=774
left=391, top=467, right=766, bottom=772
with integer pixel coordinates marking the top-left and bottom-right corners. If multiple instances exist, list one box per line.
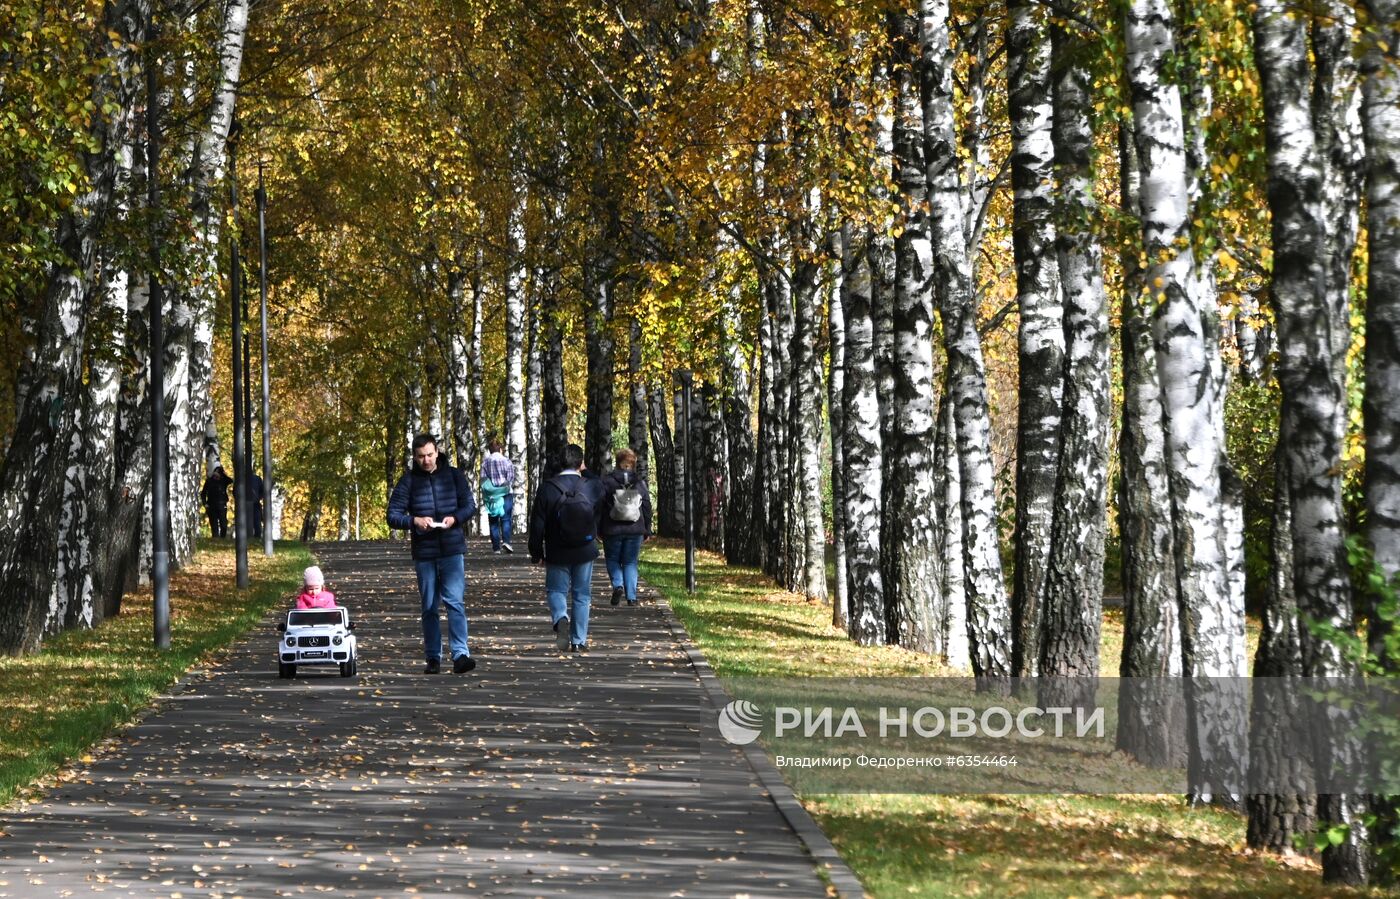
left=718, top=700, right=763, bottom=745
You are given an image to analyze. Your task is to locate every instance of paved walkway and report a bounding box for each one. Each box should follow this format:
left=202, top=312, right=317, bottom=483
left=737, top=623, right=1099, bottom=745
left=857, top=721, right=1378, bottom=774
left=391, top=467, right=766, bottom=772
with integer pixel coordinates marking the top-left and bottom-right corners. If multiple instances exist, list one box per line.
left=0, top=539, right=856, bottom=897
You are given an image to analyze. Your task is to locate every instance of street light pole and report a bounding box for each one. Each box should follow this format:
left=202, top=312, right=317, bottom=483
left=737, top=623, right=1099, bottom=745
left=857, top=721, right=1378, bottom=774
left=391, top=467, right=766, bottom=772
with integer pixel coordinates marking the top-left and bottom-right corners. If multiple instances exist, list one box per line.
left=257, top=166, right=273, bottom=555
left=228, top=128, right=249, bottom=589
left=147, top=17, right=170, bottom=649
left=242, top=267, right=254, bottom=539
left=675, top=368, right=695, bottom=594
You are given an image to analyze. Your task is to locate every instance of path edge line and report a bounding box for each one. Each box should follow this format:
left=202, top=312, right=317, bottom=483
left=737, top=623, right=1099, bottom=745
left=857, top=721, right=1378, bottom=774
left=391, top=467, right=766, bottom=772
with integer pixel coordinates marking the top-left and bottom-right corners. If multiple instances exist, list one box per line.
left=641, top=582, right=869, bottom=899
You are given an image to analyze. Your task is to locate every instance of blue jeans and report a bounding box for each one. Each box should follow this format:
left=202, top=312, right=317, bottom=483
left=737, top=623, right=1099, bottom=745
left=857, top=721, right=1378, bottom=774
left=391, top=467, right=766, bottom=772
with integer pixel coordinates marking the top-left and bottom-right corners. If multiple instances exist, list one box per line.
left=416, top=554, right=468, bottom=660
left=604, top=535, right=643, bottom=600
left=546, top=561, right=593, bottom=646
left=486, top=494, right=513, bottom=550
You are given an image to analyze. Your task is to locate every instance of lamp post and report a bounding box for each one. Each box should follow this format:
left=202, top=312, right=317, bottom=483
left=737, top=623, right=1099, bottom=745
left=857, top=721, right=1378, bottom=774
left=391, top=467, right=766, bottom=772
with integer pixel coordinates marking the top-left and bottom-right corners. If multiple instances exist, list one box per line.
left=242, top=259, right=254, bottom=540
left=146, top=17, right=170, bottom=648
left=674, top=368, right=695, bottom=594
left=256, top=166, right=273, bottom=555
left=228, top=126, right=249, bottom=589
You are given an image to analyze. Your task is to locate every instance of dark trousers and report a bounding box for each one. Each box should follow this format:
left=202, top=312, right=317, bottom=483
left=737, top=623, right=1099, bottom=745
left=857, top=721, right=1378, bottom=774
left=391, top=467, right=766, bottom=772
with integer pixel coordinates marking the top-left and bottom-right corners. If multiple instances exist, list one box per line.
left=207, top=505, right=228, bottom=538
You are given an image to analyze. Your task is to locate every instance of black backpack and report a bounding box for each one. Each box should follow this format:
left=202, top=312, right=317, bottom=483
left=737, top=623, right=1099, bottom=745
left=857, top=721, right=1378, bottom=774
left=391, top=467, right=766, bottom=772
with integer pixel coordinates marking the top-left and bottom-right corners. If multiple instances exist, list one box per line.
left=548, top=476, right=596, bottom=548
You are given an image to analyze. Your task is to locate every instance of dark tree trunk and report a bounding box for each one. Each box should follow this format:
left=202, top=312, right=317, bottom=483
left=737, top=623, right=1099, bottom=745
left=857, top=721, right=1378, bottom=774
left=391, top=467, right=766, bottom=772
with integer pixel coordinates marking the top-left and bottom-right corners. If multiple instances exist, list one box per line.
left=1246, top=447, right=1317, bottom=852
left=721, top=288, right=758, bottom=566
left=299, top=490, right=323, bottom=542
left=1362, top=0, right=1400, bottom=669
left=628, top=319, right=649, bottom=476
left=542, top=307, right=568, bottom=475
left=695, top=384, right=727, bottom=554
left=648, top=387, right=678, bottom=538
left=584, top=254, right=616, bottom=476
left=788, top=260, right=827, bottom=602
left=756, top=268, right=794, bottom=582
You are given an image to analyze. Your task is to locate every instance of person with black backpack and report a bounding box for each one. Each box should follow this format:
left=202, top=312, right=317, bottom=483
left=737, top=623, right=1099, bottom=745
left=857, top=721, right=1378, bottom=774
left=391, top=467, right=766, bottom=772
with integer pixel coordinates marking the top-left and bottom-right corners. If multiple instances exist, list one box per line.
left=598, top=446, right=652, bottom=606
left=529, top=443, right=606, bottom=653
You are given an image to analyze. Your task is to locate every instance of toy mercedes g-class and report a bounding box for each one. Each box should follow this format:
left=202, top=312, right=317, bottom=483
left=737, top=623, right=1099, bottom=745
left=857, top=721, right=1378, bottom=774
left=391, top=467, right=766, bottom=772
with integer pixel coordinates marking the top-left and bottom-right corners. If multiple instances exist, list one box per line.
left=277, top=607, right=357, bottom=678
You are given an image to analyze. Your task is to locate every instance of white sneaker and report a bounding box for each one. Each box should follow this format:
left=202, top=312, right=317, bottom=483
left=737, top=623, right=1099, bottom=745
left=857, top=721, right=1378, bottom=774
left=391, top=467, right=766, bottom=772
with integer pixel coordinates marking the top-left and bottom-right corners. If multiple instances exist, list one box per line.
left=501, top=542, right=514, bottom=554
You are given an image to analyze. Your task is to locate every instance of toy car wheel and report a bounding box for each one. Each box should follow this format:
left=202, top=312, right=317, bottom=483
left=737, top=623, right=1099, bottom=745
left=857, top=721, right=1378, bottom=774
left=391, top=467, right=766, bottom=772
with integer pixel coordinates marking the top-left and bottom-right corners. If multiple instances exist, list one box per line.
left=339, top=659, right=356, bottom=678
left=278, top=662, right=297, bottom=679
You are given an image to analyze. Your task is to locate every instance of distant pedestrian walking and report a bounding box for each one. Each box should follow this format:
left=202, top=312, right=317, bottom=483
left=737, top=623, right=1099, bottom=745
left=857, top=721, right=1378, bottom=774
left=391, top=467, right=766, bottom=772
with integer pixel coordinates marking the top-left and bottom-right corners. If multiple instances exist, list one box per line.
left=480, top=437, right=517, bottom=553
left=387, top=434, right=478, bottom=674
left=598, top=447, right=651, bottom=606
left=201, top=465, right=232, bottom=538
left=529, top=444, right=605, bottom=653
left=237, top=467, right=266, bottom=539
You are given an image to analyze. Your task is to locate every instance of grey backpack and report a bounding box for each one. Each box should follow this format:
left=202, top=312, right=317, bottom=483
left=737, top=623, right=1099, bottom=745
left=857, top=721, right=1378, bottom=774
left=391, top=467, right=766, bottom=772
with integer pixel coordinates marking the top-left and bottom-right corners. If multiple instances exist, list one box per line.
left=610, top=474, right=643, bottom=523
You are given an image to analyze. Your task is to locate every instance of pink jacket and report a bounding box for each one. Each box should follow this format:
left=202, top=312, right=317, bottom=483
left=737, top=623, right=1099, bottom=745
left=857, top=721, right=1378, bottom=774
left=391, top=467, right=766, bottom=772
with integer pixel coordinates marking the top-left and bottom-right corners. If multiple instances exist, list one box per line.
left=296, top=587, right=337, bottom=609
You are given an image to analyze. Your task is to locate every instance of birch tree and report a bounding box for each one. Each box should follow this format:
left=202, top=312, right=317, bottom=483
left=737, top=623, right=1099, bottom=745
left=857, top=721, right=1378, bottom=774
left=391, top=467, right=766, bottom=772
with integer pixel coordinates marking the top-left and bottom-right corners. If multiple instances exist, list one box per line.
left=167, top=0, right=249, bottom=565
left=829, top=255, right=848, bottom=630
left=0, top=0, right=149, bottom=652
left=1363, top=0, right=1400, bottom=662
left=504, top=178, right=528, bottom=531
left=1254, top=0, right=1368, bottom=879
left=920, top=0, right=1010, bottom=673
left=1116, top=0, right=1245, bottom=808
left=1040, top=0, right=1112, bottom=698
left=1006, top=0, right=1064, bottom=678
left=841, top=225, right=886, bottom=646
left=720, top=274, right=758, bottom=565
left=1116, top=123, right=1186, bottom=766
left=881, top=10, right=941, bottom=654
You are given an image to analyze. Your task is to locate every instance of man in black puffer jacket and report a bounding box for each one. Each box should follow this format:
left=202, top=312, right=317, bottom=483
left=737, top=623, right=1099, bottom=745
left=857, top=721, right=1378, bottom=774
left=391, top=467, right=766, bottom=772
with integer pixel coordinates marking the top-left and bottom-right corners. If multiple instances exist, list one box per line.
left=387, top=434, right=477, bottom=674
left=529, top=444, right=606, bottom=653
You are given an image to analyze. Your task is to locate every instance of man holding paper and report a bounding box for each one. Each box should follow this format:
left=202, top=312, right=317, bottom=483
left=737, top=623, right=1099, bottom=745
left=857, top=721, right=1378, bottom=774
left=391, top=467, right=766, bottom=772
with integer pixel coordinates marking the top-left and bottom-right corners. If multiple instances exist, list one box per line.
left=387, top=433, right=478, bottom=674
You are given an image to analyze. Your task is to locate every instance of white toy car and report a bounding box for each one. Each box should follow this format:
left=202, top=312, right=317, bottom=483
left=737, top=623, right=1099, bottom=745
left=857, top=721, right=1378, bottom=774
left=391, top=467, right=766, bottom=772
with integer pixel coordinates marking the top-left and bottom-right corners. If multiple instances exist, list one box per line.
left=277, top=607, right=357, bottom=678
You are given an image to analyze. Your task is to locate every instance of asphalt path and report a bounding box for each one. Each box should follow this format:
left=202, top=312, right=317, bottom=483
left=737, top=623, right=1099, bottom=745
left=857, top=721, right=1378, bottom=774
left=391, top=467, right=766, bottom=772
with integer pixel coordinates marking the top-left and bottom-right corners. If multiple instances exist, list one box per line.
left=0, top=539, right=847, bottom=897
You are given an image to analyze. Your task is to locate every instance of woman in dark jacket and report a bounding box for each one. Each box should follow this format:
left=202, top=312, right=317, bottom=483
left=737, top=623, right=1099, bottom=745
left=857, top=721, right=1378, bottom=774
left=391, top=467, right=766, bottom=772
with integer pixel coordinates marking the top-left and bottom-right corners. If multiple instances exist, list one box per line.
left=597, top=447, right=652, bottom=606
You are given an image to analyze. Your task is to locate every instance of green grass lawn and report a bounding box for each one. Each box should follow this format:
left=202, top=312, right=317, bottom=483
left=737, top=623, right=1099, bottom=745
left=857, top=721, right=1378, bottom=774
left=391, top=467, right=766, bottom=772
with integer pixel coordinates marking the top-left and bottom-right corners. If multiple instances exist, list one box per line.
left=640, top=540, right=1382, bottom=898
left=0, top=540, right=309, bottom=808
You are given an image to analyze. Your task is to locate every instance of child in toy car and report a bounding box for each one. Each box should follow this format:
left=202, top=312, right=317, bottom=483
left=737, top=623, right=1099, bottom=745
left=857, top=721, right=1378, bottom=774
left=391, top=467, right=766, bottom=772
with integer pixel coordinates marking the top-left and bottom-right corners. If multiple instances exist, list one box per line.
left=296, top=565, right=337, bottom=609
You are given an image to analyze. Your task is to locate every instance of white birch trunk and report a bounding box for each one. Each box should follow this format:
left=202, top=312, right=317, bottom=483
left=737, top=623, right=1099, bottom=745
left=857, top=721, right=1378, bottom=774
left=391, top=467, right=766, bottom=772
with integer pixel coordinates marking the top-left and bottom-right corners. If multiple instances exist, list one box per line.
left=0, top=0, right=149, bottom=652
left=526, top=281, right=544, bottom=519
left=1255, top=0, right=1368, bottom=878
left=920, top=0, right=1011, bottom=677
left=168, top=0, right=249, bottom=567
left=1116, top=124, right=1186, bottom=767
left=1007, top=0, right=1064, bottom=678
left=1132, top=0, right=1245, bottom=802
left=828, top=253, right=848, bottom=630
left=470, top=258, right=488, bottom=527
left=882, top=11, right=941, bottom=654
left=791, top=256, right=827, bottom=602
left=448, top=269, right=475, bottom=507
left=841, top=229, right=886, bottom=646
left=504, top=183, right=528, bottom=534
left=936, top=395, right=971, bottom=670
left=1040, top=0, right=1112, bottom=697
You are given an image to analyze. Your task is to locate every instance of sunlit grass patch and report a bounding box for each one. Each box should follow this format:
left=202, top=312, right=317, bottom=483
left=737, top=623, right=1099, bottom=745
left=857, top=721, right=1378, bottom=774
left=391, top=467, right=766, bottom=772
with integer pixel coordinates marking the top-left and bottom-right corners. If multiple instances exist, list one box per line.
left=638, top=540, right=1379, bottom=898
left=0, top=540, right=309, bottom=808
